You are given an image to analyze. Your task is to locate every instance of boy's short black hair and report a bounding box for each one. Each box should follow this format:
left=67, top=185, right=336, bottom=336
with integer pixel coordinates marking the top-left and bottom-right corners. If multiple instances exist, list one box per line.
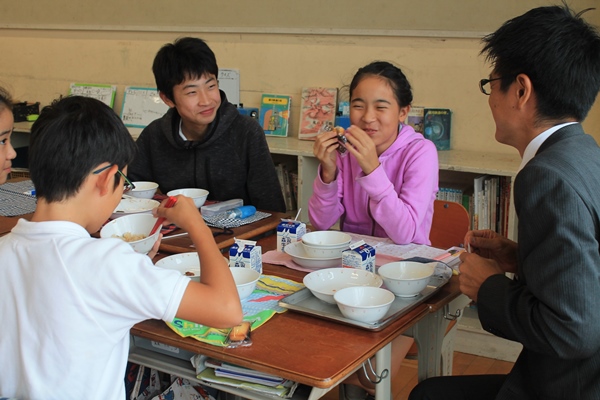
left=152, top=37, right=219, bottom=103
left=29, top=96, right=136, bottom=202
left=481, top=4, right=600, bottom=122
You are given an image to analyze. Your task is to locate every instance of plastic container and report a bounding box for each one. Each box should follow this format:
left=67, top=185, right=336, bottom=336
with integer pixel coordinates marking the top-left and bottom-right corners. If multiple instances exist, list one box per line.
left=200, top=199, right=243, bottom=217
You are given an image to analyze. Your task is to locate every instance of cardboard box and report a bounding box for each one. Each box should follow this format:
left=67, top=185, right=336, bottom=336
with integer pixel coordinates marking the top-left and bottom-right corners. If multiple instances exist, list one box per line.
left=276, top=219, right=306, bottom=252
left=342, top=240, right=376, bottom=272
left=229, top=239, right=262, bottom=273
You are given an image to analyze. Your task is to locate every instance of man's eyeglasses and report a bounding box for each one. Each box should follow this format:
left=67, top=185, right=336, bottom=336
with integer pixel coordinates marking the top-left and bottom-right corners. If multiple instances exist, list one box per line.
left=92, top=164, right=136, bottom=192
left=479, top=76, right=515, bottom=95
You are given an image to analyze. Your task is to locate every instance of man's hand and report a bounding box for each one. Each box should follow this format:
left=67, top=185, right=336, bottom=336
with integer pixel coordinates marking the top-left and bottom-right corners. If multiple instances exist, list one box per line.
left=464, top=229, right=518, bottom=274
left=458, top=252, right=504, bottom=301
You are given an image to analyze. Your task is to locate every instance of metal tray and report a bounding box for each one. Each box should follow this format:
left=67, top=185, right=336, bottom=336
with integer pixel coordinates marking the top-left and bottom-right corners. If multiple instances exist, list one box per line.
left=278, top=275, right=450, bottom=331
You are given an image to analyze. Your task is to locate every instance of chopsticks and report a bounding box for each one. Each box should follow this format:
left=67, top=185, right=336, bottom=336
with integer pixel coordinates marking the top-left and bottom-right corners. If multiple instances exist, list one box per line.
left=150, top=196, right=177, bottom=235
left=161, top=232, right=189, bottom=240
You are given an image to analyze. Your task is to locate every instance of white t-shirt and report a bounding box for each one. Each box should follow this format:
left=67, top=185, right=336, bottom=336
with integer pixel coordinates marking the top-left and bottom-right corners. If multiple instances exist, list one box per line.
left=0, top=219, right=190, bottom=400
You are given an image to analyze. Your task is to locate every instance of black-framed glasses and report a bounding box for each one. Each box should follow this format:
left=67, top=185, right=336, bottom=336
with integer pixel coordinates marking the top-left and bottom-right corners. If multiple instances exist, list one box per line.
left=92, top=164, right=136, bottom=192
left=479, top=77, right=505, bottom=95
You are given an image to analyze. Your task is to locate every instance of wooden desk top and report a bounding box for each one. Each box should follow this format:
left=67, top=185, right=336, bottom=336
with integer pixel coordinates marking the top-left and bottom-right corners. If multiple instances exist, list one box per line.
left=160, top=211, right=291, bottom=253
left=132, top=233, right=460, bottom=389
left=132, top=275, right=429, bottom=389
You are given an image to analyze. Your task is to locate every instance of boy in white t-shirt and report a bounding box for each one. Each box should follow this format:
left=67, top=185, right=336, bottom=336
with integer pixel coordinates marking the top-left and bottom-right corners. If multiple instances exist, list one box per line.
left=0, top=96, right=243, bottom=400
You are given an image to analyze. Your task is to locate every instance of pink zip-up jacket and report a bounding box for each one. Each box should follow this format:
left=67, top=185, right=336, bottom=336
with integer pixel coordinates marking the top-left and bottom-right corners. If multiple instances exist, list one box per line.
left=308, top=124, right=439, bottom=245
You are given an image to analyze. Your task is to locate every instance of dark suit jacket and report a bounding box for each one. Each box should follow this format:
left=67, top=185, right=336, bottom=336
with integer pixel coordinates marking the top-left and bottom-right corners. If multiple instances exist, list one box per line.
left=477, top=124, right=600, bottom=399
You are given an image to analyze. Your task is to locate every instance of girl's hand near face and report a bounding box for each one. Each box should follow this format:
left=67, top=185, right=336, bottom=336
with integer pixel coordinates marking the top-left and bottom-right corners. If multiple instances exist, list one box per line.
left=343, top=125, right=380, bottom=175
left=313, top=128, right=340, bottom=183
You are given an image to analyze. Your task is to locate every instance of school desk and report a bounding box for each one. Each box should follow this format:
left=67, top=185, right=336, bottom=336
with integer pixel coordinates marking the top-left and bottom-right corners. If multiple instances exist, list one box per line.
left=129, top=233, right=464, bottom=400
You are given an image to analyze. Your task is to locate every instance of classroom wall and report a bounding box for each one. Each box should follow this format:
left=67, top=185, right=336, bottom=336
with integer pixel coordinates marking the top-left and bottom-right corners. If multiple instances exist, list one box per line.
left=0, top=0, right=599, bottom=155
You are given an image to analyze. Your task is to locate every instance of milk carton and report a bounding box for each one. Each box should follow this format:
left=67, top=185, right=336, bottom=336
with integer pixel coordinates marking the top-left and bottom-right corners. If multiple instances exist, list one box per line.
left=229, top=239, right=262, bottom=273
left=342, top=240, right=376, bottom=273
left=276, top=219, right=306, bottom=252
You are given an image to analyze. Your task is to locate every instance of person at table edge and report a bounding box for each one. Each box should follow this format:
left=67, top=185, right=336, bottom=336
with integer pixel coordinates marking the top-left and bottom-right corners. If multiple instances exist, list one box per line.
left=128, top=37, right=286, bottom=212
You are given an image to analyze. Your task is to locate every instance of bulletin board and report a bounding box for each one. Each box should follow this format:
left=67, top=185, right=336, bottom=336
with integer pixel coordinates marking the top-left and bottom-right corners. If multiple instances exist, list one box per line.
left=69, top=83, right=117, bottom=108
left=120, top=87, right=169, bottom=129
left=218, top=69, right=240, bottom=106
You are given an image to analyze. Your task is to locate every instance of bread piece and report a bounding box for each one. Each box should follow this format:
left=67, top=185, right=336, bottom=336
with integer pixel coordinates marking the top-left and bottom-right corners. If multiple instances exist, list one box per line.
left=228, top=321, right=251, bottom=342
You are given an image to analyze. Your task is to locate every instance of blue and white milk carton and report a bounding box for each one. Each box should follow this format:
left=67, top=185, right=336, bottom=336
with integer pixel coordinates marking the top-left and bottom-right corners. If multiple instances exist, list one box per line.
left=342, top=240, right=376, bottom=273
left=276, top=219, right=306, bottom=252
left=229, top=238, right=262, bottom=273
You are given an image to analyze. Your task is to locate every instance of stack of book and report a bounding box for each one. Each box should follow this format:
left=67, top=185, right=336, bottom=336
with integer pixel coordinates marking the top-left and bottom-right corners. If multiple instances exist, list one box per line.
left=198, top=358, right=299, bottom=398
left=275, top=163, right=297, bottom=211
left=472, top=175, right=512, bottom=236
left=438, top=175, right=512, bottom=236
left=436, top=182, right=472, bottom=212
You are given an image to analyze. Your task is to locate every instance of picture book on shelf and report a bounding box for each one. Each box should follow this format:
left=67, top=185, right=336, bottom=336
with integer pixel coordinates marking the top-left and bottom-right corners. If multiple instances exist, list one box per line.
left=406, top=106, right=424, bottom=134
left=259, top=94, right=291, bottom=137
left=69, top=83, right=117, bottom=108
left=297, top=87, right=338, bottom=140
left=423, top=108, right=452, bottom=150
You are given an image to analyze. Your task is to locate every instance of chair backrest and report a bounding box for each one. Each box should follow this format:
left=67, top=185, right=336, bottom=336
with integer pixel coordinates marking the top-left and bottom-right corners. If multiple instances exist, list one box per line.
left=429, top=200, right=471, bottom=249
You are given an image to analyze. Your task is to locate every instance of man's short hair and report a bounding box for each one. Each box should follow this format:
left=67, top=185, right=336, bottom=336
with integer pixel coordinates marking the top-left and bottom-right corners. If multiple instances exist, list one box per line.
left=152, top=37, right=219, bottom=103
left=29, top=96, right=136, bottom=202
left=481, top=4, right=600, bottom=122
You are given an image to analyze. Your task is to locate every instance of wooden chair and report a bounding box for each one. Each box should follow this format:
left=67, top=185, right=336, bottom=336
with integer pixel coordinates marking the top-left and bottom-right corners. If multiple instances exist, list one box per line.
left=406, top=200, right=472, bottom=375
left=429, top=199, right=471, bottom=249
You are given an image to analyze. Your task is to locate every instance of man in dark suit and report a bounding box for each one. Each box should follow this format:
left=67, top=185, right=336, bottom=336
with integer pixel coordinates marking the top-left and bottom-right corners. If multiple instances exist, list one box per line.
left=410, top=4, right=600, bottom=400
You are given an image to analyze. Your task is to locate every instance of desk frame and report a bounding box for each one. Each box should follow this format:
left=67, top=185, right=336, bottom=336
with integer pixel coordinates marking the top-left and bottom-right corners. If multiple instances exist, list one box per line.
left=129, top=256, right=464, bottom=400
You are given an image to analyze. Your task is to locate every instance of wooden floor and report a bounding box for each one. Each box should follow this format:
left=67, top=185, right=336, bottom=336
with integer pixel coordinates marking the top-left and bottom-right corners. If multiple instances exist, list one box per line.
left=321, top=352, right=514, bottom=400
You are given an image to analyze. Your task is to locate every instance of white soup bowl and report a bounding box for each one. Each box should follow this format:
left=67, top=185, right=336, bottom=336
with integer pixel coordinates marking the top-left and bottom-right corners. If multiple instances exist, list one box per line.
left=230, top=267, right=261, bottom=300
left=155, top=252, right=201, bottom=282
left=302, top=230, right=352, bottom=247
left=334, top=286, right=395, bottom=323
left=377, top=261, right=436, bottom=297
left=303, top=267, right=383, bottom=304
left=111, top=197, right=159, bottom=220
left=129, top=181, right=159, bottom=199
left=167, top=188, right=209, bottom=208
left=283, top=241, right=342, bottom=269
left=100, top=213, right=160, bottom=255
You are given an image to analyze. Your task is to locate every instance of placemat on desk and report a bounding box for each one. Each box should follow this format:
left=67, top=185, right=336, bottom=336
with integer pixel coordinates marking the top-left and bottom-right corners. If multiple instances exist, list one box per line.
left=262, top=249, right=403, bottom=273
left=166, top=275, right=304, bottom=347
left=0, top=180, right=36, bottom=216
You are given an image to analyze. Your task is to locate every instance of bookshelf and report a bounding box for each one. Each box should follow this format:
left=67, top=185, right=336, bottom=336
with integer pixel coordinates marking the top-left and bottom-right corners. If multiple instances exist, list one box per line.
left=266, top=137, right=319, bottom=222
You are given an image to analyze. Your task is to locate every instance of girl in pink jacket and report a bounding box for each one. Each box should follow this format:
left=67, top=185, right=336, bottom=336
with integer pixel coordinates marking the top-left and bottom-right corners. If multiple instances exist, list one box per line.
left=309, top=61, right=439, bottom=245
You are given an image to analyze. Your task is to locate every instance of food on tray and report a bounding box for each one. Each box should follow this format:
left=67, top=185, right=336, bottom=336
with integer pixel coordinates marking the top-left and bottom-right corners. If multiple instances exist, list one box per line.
left=335, top=126, right=348, bottom=154
left=228, top=321, right=251, bottom=342
left=184, top=268, right=200, bottom=277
